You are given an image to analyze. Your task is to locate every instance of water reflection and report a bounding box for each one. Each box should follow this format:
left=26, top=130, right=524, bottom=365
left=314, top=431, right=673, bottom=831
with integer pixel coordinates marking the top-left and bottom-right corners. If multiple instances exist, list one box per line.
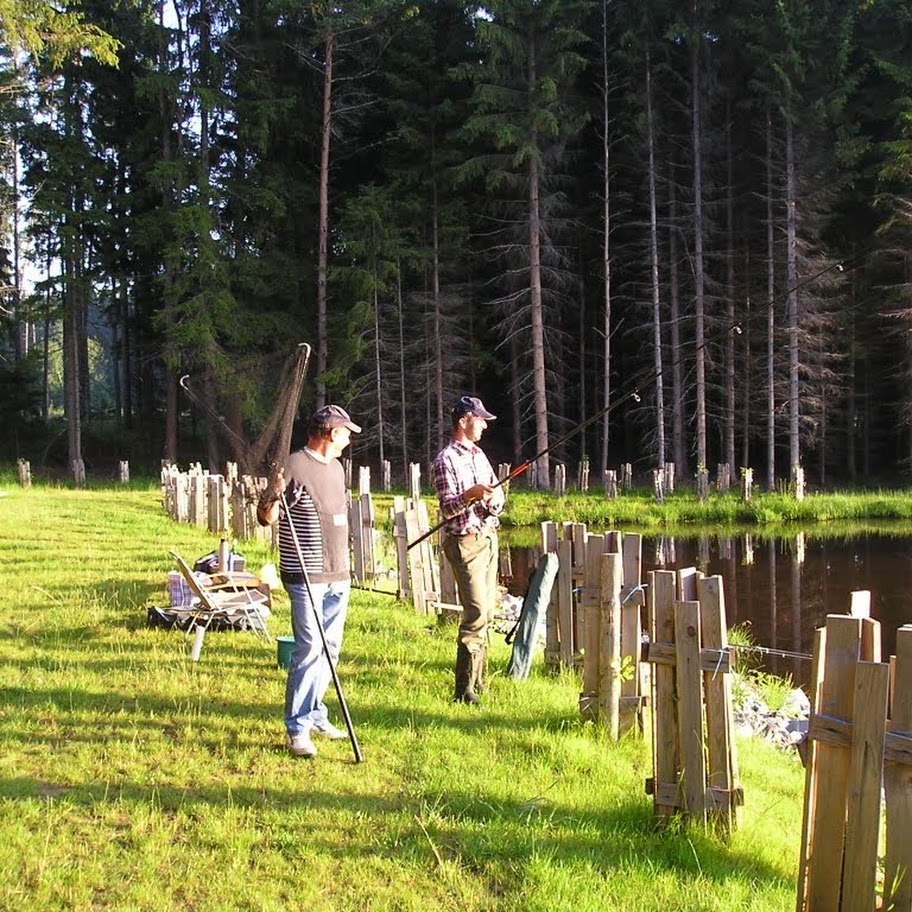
left=501, top=530, right=912, bottom=687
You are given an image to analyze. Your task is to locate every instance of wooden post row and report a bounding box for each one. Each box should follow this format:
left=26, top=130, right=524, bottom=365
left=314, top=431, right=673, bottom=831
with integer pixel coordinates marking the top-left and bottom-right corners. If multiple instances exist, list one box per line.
left=391, top=496, right=454, bottom=617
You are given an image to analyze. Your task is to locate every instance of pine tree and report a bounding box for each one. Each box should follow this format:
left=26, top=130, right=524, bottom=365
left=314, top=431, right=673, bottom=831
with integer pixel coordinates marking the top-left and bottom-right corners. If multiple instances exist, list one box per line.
left=457, top=0, right=589, bottom=487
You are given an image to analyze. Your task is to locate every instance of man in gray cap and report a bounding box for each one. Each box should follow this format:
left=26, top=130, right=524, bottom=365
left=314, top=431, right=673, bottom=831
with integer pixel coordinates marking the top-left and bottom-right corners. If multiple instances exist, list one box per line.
left=258, top=404, right=361, bottom=756
left=432, top=395, right=505, bottom=705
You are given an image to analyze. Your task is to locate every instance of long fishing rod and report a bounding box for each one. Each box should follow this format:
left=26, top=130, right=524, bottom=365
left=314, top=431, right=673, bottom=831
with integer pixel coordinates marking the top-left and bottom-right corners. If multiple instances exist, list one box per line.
left=178, top=341, right=311, bottom=477
left=407, top=254, right=856, bottom=551
left=178, top=373, right=250, bottom=454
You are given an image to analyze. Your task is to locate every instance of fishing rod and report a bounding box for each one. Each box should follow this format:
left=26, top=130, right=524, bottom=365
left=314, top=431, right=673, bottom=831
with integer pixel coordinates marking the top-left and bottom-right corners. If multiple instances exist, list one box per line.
left=407, top=254, right=857, bottom=552
left=352, top=585, right=399, bottom=597
left=178, top=341, right=311, bottom=479
left=178, top=374, right=250, bottom=453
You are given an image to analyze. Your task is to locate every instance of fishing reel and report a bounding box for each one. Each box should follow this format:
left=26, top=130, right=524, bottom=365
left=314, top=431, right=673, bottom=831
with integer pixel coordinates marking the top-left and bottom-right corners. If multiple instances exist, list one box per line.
left=485, top=486, right=506, bottom=516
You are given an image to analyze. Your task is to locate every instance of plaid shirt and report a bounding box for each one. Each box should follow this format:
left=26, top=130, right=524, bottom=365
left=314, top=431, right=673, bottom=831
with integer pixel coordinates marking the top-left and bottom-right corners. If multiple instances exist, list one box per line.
left=432, top=438, right=500, bottom=535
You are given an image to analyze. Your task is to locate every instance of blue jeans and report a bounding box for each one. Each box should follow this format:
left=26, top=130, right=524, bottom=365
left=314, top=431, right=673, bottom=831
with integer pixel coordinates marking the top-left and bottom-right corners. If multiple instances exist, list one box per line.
left=284, top=580, right=350, bottom=736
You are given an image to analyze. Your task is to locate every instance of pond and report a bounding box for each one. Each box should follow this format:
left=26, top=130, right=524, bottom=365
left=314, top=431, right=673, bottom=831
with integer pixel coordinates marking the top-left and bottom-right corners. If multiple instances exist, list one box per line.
left=498, top=529, right=912, bottom=687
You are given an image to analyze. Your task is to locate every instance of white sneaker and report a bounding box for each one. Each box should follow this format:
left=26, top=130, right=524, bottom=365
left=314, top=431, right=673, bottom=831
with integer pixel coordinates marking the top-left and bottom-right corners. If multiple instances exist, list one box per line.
left=313, top=721, right=347, bottom=741
left=286, top=732, right=317, bottom=757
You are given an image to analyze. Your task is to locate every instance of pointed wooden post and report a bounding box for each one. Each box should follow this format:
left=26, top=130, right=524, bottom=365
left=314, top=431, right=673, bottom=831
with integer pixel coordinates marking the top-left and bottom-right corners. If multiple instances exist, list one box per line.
left=598, top=552, right=623, bottom=740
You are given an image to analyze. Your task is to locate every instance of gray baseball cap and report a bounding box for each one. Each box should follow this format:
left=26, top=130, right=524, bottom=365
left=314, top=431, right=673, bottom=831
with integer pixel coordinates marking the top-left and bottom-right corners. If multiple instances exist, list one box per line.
left=314, top=404, right=361, bottom=433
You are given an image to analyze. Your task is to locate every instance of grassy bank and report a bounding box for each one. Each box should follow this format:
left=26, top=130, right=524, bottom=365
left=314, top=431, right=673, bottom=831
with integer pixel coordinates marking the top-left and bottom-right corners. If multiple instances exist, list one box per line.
left=364, top=484, right=912, bottom=546
left=497, top=486, right=912, bottom=532
left=0, top=480, right=805, bottom=911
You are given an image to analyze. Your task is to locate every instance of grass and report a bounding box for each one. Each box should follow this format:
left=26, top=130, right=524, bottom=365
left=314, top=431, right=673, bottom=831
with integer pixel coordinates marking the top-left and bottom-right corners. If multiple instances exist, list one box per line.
left=355, top=485, right=912, bottom=547
left=0, top=478, right=807, bottom=911
left=728, top=625, right=797, bottom=713
left=483, top=486, right=912, bottom=533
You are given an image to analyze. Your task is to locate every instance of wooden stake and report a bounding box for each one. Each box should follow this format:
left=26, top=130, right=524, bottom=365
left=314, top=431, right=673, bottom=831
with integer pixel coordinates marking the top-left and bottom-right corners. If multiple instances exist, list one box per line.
left=884, top=626, right=912, bottom=911
left=598, top=552, right=623, bottom=740
left=675, top=600, right=706, bottom=824
left=842, top=661, right=889, bottom=911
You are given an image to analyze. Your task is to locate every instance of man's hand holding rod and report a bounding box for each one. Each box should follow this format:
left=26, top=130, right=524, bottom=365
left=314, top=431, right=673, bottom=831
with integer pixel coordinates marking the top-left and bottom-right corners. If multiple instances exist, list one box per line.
left=257, top=468, right=285, bottom=525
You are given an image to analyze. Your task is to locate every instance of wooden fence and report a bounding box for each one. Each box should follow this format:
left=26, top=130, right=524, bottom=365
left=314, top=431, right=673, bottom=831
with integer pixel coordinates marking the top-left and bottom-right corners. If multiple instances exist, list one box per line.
left=359, top=507, right=657, bottom=741
left=160, top=462, right=275, bottom=546
left=538, top=521, right=647, bottom=735
left=349, top=491, right=377, bottom=589
left=796, top=598, right=912, bottom=912
left=390, top=495, right=446, bottom=615
left=644, top=567, right=742, bottom=835
left=163, top=463, right=748, bottom=831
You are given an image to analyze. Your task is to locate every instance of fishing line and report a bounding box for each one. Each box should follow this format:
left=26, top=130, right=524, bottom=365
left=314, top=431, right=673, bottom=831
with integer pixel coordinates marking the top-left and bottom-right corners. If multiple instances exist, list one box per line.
left=728, top=643, right=811, bottom=662
left=408, top=252, right=861, bottom=551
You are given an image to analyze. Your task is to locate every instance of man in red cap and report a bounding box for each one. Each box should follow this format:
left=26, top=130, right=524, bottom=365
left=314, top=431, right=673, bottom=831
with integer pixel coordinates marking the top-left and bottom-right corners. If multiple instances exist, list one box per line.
left=432, top=395, right=505, bottom=705
left=258, top=404, right=361, bottom=756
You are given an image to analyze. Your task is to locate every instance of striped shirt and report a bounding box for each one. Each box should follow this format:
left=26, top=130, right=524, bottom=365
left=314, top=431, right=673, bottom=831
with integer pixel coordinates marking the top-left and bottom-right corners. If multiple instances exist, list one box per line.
left=432, top=439, right=500, bottom=536
left=277, top=448, right=351, bottom=585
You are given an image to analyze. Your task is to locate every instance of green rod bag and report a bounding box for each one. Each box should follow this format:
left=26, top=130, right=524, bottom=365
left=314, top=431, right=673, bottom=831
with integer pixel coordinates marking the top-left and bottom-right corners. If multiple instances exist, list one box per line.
left=506, top=552, right=559, bottom=680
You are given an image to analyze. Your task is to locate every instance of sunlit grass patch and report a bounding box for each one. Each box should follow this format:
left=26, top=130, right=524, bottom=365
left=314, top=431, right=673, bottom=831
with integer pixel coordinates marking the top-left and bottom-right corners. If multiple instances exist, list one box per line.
left=0, top=479, right=806, bottom=911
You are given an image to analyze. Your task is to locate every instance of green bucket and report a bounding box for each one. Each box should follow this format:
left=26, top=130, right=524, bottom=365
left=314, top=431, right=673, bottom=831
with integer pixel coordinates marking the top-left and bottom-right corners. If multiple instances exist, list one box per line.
left=276, top=635, right=295, bottom=669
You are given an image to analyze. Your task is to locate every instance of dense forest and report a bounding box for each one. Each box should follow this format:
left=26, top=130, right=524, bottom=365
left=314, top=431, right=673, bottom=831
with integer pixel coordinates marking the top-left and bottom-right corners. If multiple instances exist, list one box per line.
left=0, top=0, right=910, bottom=489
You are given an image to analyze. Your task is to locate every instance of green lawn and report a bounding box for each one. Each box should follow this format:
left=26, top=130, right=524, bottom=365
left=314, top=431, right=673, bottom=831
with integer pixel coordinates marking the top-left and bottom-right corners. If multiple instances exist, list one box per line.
left=0, top=479, right=804, bottom=911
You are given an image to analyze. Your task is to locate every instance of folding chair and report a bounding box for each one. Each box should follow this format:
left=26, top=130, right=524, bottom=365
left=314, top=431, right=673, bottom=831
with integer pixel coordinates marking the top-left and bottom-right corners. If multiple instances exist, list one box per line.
left=169, top=551, right=272, bottom=656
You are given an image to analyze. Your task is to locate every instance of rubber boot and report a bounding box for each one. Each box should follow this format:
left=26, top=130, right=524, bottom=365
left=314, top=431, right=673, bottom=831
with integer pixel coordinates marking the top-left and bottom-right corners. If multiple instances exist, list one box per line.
left=473, top=644, right=487, bottom=695
left=454, top=643, right=481, bottom=705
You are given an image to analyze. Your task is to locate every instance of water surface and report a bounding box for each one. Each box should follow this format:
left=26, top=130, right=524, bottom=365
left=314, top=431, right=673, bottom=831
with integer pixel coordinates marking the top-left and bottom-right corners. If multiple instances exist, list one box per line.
left=499, top=529, right=912, bottom=686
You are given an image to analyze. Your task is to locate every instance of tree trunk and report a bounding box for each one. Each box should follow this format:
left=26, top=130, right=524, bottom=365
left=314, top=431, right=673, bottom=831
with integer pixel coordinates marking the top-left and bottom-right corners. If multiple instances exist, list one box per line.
left=741, top=245, right=751, bottom=469
left=724, top=94, right=736, bottom=472
left=431, top=181, right=445, bottom=455
left=159, top=3, right=178, bottom=463
left=63, top=258, right=82, bottom=483
left=846, top=266, right=857, bottom=481
left=786, top=115, right=800, bottom=477
left=372, top=254, right=385, bottom=469
left=527, top=27, right=549, bottom=487
left=204, top=369, right=221, bottom=471
left=11, top=117, right=26, bottom=360
left=646, top=50, right=665, bottom=469
left=599, top=0, right=612, bottom=476
left=397, top=264, right=408, bottom=474
left=669, top=177, right=685, bottom=472
left=120, top=274, right=133, bottom=429
left=510, top=333, right=522, bottom=470
left=766, top=105, right=776, bottom=491
left=316, top=30, right=334, bottom=411
left=691, top=38, right=707, bottom=473
left=62, top=67, right=83, bottom=482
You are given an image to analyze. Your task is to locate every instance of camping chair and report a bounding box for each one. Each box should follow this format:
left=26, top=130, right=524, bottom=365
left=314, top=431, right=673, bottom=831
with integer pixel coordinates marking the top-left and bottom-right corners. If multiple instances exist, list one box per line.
left=169, top=551, right=272, bottom=655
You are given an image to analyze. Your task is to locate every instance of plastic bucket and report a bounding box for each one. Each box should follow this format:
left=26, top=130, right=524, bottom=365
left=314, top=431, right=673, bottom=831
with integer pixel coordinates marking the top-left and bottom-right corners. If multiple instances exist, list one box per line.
left=276, top=635, right=295, bottom=669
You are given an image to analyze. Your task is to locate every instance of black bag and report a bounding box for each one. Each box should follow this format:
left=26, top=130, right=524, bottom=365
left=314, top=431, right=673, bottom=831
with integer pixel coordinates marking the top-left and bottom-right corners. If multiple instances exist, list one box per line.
left=194, top=549, right=245, bottom=573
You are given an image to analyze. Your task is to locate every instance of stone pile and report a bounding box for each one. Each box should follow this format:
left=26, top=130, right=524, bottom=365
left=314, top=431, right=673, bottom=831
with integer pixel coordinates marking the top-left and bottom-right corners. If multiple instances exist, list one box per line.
left=733, top=683, right=810, bottom=751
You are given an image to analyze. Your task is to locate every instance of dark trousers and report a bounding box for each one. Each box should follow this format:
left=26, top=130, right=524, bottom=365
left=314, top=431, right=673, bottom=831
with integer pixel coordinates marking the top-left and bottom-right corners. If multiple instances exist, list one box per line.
left=443, top=528, right=498, bottom=651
